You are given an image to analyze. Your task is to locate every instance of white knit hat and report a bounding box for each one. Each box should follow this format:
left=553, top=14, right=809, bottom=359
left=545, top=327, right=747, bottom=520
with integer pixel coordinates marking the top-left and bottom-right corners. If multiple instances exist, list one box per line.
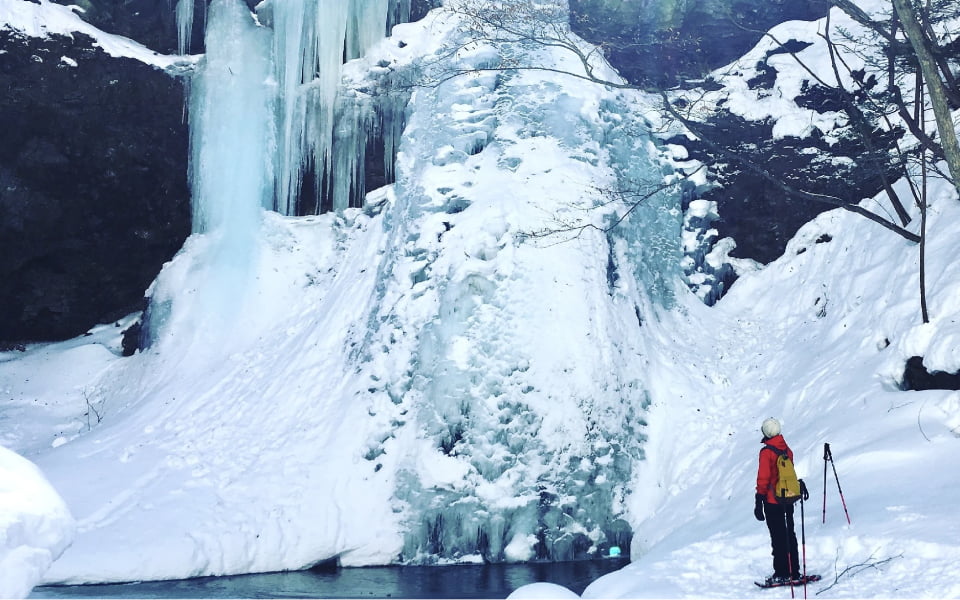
left=761, top=418, right=781, bottom=438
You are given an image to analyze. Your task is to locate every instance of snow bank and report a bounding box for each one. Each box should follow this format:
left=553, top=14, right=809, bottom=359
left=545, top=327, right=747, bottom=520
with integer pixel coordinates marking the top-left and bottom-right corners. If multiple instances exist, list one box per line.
left=507, top=581, right=580, bottom=599
left=0, top=447, right=75, bottom=598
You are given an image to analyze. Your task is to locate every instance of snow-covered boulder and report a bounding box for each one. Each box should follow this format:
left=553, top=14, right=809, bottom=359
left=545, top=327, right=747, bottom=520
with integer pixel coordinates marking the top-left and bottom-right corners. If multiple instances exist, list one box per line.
left=0, top=447, right=75, bottom=598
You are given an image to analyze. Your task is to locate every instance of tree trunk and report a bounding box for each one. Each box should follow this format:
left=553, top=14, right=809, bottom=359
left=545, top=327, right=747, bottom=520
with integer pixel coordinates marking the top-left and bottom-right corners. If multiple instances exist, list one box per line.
left=891, top=0, right=960, bottom=194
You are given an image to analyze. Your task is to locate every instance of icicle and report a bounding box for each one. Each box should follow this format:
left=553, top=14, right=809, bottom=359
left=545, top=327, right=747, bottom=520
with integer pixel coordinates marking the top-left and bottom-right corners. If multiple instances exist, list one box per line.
left=175, top=0, right=195, bottom=55
left=345, top=0, right=390, bottom=61
left=379, top=89, right=408, bottom=184
left=331, top=93, right=376, bottom=211
left=387, top=0, right=412, bottom=32
left=267, top=0, right=408, bottom=215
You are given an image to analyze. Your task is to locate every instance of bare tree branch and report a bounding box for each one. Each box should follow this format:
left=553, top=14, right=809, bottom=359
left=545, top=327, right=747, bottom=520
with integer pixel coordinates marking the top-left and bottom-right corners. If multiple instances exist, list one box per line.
left=816, top=551, right=903, bottom=595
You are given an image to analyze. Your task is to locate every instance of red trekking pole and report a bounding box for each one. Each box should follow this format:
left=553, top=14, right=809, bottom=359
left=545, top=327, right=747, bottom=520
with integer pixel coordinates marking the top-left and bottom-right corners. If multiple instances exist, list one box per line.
left=823, top=443, right=851, bottom=525
left=822, top=444, right=828, bottom=524
left=800, top=495, right=808, bottom=599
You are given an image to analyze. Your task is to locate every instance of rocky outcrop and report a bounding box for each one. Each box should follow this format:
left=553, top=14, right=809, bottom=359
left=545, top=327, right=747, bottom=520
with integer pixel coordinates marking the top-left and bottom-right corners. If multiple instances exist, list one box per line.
left=0, top=29, right=190, bottom=344
left=668, top=105, right=901, bottom=264
left=569, top=0, right=830, bottom=87
left=46, top=0, right=440, bottom=56
left=568, top=0, right=907, bottom=275
left=46, top=0, right=192, bottom=54
left=902, top=356, right=960, bottom=391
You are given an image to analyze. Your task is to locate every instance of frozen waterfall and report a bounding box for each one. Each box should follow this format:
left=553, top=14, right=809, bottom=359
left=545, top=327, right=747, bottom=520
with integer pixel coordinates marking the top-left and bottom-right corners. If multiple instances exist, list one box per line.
left=187, top=0, right=274, bottom=242
left=177, top=0, right=412, bottom=219
left=149, top=0, right=413, bottom=344
left=156, top=0, right=681, bottom=570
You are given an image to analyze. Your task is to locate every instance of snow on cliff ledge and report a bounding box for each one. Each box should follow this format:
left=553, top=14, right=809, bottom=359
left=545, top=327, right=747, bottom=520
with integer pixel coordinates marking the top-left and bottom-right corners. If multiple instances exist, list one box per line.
left=0, top=0, right=190, bottom=68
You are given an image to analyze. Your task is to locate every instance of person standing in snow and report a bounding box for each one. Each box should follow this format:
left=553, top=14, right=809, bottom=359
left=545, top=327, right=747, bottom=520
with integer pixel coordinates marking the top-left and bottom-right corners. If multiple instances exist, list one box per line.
left=754, top=418, right=808, bottom=584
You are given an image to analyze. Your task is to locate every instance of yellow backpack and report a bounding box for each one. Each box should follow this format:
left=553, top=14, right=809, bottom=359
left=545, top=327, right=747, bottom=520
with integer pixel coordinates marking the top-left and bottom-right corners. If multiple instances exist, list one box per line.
left=765, top=445, right=802, bottom=504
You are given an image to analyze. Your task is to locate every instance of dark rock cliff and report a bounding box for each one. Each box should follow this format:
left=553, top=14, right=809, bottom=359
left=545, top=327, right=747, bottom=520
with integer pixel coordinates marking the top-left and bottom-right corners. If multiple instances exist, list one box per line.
left=0, top=29, right=190, bottom=344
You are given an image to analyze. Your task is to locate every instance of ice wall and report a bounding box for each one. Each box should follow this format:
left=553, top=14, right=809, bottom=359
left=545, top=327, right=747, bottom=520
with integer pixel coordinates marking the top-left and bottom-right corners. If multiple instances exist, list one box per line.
left=600, top=97, right=683, bottom=308
left=348, top=4, right=678, bottom=564
left=168, top=0, right=681, bottom=568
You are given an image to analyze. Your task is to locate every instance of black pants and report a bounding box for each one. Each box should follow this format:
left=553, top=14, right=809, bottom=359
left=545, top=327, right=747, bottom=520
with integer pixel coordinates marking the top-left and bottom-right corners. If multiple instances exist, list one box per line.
left=763, top=501, right=800, bottom=578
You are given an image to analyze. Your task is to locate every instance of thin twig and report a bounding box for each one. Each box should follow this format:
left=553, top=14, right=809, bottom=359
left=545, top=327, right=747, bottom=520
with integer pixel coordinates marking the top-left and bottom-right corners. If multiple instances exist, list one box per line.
left=817, top=551, right=903, bottom=595
left=918, top=399, right=931, bottom=442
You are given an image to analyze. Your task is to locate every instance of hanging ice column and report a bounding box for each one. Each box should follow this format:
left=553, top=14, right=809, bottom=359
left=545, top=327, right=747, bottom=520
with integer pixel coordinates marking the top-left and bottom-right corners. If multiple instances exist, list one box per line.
left=175, top=0, right=276, bottom=335
left=265, top=0, right=410, bottom=214
left=188, top=0, right=275, bottom=242
left=175, top=0, right=196, bottom=55
left=179, top=0, right=411, bottom=215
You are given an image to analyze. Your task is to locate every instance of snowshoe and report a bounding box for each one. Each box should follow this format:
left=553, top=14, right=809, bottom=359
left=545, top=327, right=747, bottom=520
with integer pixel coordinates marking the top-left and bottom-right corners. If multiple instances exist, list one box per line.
left=755, top=574, right=821, bottom=589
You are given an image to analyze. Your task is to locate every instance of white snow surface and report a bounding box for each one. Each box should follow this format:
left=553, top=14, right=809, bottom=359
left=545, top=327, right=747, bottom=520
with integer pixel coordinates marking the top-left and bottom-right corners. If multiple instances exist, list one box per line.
left=2, top=1, right=960, bottom=599
left=0, top=447, right=75, bottom=598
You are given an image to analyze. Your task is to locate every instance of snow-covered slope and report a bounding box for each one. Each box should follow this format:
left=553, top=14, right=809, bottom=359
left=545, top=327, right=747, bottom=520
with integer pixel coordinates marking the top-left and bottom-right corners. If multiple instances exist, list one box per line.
left=561, top=174, right=960, bottom=599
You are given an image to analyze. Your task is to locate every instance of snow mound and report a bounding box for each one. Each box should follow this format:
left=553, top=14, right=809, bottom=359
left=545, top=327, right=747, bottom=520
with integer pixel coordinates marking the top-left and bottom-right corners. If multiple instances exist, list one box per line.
left=0, top=447, right=75, bottom=598
left=508, top=581, right=580, bottom=599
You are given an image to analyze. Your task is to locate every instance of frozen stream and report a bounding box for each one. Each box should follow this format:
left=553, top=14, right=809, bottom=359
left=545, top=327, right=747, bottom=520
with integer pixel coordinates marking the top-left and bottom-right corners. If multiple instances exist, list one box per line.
left=31, top=559, right=629, bottom=599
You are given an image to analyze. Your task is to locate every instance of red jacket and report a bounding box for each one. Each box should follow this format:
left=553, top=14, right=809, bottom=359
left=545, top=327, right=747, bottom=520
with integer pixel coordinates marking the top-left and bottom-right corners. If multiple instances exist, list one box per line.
left=756, top=434, right=793, bottom=504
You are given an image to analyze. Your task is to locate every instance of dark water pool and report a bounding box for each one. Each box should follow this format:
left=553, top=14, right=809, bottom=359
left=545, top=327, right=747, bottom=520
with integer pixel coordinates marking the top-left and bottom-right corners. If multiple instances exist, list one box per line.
left=31, top=558, right=629, bottom=599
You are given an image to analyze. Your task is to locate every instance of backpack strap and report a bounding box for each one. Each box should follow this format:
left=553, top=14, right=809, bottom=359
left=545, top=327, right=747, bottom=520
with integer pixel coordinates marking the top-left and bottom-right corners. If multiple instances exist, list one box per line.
left=763, top=444, right=786, bottom=458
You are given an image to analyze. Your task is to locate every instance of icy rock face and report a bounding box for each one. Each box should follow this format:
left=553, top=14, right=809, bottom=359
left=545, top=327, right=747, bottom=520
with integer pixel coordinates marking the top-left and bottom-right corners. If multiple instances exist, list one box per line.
left=599, top=97, right=683, bottom=310
left=348, top=7, right=677, bottom=563
left=0, top=447, right=75, bottom=598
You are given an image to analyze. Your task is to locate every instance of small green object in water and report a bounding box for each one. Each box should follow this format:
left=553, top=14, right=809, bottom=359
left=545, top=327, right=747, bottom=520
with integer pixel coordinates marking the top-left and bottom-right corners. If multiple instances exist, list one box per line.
left=609, top=546, right=621, bottom=557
